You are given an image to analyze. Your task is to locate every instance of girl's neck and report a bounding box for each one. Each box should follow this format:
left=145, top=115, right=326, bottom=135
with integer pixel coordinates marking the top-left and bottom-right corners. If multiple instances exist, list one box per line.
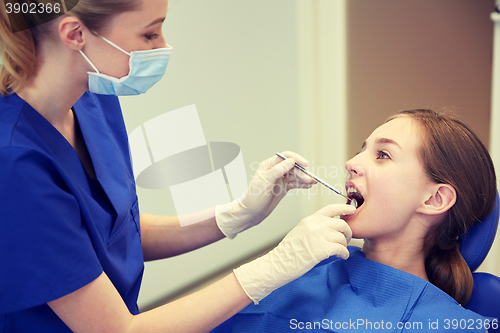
left=361, top=239, right=429, bottom=281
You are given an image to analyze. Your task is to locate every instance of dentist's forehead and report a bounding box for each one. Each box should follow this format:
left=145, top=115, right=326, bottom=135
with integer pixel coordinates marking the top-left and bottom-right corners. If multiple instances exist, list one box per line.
left=111, top=0, right=168, bottom=29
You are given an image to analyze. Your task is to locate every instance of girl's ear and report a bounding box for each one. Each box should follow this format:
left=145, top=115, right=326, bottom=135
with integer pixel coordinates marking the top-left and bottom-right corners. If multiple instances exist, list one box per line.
left=417, top=184, right=456, bottom=216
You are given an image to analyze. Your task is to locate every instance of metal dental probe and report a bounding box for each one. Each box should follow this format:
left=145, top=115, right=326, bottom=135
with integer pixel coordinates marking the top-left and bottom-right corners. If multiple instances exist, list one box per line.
left=276, top=152, right=358, bottom=208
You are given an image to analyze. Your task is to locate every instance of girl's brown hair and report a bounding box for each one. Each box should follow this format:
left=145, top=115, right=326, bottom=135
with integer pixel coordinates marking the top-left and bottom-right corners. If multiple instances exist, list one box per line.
left=0, top=0, right=141, bottom=96
left=388, top=109, right=496, bottom=305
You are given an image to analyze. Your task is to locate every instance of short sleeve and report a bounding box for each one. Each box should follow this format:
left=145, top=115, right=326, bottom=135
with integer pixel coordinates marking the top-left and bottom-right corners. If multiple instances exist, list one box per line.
left=0, top=147, right=103, bottom=315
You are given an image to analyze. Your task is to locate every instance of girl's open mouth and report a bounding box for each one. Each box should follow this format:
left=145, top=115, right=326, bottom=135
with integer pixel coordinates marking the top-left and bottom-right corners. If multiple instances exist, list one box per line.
left=347, top=186, right=365, bottom=208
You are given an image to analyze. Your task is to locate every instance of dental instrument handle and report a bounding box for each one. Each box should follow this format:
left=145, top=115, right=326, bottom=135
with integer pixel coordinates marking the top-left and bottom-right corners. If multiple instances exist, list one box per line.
left=275, top=152, right=351, bottom=202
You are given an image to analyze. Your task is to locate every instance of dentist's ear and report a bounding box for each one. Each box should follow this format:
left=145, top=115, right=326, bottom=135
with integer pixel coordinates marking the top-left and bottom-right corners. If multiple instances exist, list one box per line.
left=58, top=16, right=86, bottom=51
left=417, top=184, right=456, bottom=216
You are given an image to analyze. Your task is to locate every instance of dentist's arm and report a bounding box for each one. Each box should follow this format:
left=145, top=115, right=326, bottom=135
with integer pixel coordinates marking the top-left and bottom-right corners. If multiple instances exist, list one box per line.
left=49, top=204, right=355, bottom=333
left=49, top=270, right=250, bottom=333
left=140, top=210, right=224, bottom=261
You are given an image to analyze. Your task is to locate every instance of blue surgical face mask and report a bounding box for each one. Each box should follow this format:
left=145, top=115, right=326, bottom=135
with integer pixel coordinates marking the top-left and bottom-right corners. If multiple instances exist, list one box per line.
left=79, top=36, right=172, bottom=96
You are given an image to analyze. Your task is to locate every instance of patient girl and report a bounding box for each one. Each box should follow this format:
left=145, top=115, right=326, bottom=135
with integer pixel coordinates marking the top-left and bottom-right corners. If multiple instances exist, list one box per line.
left=212, top=109, right=496, bottom=332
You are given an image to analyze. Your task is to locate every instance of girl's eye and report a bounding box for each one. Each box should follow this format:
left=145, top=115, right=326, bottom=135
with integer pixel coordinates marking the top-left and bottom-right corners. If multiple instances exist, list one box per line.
left=145, top=33, right=160, bottom=40
left=377, top=150, right=390, bottom=160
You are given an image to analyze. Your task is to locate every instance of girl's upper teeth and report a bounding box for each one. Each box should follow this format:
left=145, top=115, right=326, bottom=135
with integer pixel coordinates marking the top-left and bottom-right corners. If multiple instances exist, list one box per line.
left=348, top=187, right=358, bottom=194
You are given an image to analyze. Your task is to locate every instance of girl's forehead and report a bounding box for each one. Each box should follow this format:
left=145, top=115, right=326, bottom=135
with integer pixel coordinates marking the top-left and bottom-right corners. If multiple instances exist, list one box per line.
left=366, top=117, right=421, bottom=150
left=372, top=117, right=415, bottom=137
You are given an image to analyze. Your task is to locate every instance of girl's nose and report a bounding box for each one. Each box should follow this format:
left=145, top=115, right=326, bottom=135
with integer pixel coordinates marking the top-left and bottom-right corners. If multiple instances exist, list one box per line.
left=345, top=156, right=364, bottom=177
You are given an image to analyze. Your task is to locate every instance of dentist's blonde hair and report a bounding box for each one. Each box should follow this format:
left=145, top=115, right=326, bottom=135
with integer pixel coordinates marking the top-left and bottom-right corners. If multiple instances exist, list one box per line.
left=0, top=0, right=141, bottom=96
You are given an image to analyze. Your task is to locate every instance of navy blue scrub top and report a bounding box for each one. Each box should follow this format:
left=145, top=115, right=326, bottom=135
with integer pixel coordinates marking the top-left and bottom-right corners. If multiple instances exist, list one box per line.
left=0, top=91, right=144, bottom=332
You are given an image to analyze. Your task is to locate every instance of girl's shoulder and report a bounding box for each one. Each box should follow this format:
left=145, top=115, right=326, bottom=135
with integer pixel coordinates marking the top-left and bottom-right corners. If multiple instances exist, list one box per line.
left=409, top=280, right=491, bottom=332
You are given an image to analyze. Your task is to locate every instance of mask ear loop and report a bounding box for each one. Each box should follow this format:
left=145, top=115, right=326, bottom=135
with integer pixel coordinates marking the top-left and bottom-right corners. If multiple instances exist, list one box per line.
left=100, top=36, right=131, bottom=56
left=79, top=50, right=100, bottom=74
left=79, top=33, right=131, bottom=74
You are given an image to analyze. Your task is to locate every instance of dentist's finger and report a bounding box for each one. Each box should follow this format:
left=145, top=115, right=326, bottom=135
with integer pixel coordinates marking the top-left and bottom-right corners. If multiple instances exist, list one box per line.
left=326, top=242, right=351, bottom=260
left=300, top=210, right=353, bottom=243
left=320, top=218, right=352, bottom=244
left=316, top=204, right=356, bottom=218
left=284, top=168, right=317, bottom=184
left=265, top=157, right=296, bottom=182
left=279, top=151, right=309, bottom=168
left=285, top=181, right=316, bottom=191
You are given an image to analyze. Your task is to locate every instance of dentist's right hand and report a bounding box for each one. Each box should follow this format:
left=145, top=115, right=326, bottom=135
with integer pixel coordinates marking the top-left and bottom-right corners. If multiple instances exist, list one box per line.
left=233, top=204, right=356, bottom=304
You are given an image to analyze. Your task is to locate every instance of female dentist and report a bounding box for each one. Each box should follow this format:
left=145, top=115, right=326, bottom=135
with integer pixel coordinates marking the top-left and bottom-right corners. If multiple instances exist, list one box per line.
left=0, top=0, right=355, bottom=332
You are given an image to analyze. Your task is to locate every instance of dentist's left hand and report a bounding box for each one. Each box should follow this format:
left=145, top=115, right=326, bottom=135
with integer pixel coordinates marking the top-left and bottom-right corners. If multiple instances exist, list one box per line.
left=215, top=151, right=317, bottom=239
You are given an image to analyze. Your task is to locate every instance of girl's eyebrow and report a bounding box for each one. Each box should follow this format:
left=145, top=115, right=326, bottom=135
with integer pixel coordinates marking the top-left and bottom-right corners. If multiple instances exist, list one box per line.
left=361, top=138, right=402, bottom=150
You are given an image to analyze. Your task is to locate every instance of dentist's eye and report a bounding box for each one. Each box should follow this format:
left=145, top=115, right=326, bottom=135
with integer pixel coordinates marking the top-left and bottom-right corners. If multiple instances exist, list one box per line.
left=145, top=33, right=160, bottom=40
left=377, top=150, right=390, bottom=159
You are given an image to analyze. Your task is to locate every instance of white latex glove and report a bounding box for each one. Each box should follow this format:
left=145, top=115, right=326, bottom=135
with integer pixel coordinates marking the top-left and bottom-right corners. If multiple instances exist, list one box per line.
left=233, top=204, right=356, bottom=304
left=215, top=151, right=317, bottom=239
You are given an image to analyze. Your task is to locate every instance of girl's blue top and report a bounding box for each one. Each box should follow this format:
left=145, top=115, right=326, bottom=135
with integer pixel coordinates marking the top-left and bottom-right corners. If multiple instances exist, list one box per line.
left=212, top=250, right=490, bottom=333
left=0, top=92, right=143, bottom=332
